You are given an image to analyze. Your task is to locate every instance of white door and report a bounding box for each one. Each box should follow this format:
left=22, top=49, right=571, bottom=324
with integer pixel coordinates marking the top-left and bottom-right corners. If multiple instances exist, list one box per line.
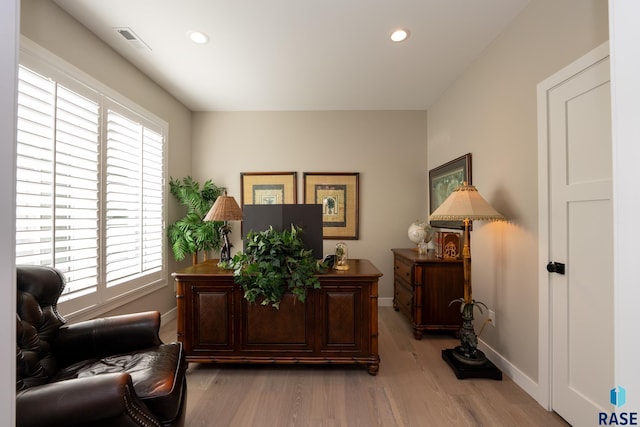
left=540, top=45, right=613, bottom=426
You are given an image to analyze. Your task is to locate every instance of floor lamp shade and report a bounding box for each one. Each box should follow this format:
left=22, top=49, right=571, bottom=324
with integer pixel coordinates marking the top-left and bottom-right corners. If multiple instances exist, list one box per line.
left=429, top=183, right=505, bottom=223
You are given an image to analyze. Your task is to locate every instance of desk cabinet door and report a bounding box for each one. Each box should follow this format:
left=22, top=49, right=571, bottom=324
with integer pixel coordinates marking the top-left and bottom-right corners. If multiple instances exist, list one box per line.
left=317, top=282, right=369, bottom=355
left=187, top=280, right=235, bottom=352
left=241, top=293, right=314, bottom=352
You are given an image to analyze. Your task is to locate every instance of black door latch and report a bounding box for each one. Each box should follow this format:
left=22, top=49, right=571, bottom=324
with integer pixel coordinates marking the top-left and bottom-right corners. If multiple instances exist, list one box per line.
left=546, top=262, right=565, bottom=275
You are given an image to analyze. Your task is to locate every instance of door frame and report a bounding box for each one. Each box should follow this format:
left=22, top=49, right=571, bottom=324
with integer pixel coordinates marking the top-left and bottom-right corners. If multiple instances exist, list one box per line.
left=536, top=41, right=610, bottom=411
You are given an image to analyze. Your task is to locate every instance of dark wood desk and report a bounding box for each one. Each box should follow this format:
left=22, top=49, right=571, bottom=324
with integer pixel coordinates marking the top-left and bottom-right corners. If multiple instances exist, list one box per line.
left=172, top=259, right=382, bottom=375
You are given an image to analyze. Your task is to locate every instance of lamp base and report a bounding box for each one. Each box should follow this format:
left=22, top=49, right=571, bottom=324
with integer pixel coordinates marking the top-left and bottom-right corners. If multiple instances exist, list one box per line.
left=451, top=346, right=487, bottom=366
left=442, top=348, right=502, bottom=380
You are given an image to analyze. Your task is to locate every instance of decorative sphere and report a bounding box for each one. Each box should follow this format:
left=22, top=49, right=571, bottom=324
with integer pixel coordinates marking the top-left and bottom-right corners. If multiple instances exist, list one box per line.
left=408, top=221, right=434, bottom=245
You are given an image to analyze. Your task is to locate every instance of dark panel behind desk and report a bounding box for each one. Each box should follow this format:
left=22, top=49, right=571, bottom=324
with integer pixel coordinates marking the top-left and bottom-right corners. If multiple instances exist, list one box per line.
left=242, top=204, right=324, bottom=259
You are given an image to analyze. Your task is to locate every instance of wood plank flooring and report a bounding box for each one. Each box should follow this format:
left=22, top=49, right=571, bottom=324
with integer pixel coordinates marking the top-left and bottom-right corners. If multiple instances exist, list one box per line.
left=160, top=307, right=569, bottom=427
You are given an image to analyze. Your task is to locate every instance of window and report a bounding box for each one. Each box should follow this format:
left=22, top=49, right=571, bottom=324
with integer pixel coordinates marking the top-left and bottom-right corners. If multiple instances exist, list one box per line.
left=16, top=43, right=167, bottom=317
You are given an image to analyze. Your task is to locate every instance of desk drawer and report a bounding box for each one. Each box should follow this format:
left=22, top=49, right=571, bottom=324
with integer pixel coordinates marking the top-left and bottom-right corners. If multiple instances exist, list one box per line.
left=394, top=257, right=414, bottom=284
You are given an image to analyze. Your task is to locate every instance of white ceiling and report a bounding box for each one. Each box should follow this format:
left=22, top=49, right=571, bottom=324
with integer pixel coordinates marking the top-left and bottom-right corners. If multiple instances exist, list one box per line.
left=53, top=0, right=529, bottom=112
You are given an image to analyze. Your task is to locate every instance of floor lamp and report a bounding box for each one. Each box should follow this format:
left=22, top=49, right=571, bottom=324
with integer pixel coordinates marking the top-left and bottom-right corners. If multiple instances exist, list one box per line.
left=429, top=182, right=505, bottom=378
left=203, top=191, right=243, bottom=263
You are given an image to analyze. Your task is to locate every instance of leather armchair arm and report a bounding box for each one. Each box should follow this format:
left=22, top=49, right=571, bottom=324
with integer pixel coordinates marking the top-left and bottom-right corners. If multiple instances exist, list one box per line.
left=54, top=311, right=163, bottom=367
left=16, top=372, right=160, bottom=427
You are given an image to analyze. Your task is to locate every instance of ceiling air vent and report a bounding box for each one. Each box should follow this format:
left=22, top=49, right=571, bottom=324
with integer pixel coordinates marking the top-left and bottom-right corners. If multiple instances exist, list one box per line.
left=114, top=27, right=151, bottom=51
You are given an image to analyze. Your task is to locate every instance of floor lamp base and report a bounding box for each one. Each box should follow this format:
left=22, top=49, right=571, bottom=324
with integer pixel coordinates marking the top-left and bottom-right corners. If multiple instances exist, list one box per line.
left=442, top=348, right=502, bottom=380
left=452, top=346, right=487, bottom=365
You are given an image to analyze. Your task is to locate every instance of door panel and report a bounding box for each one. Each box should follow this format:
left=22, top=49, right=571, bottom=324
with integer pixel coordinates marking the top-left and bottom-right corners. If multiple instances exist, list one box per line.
left=547, top=56, right=613, bottom=426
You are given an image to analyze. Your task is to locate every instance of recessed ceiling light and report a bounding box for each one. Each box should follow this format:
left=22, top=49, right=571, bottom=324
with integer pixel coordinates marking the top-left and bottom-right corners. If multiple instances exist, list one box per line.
left=187, top=31, right=209, bottom=44
left=390, top=29, right=409, bottom=43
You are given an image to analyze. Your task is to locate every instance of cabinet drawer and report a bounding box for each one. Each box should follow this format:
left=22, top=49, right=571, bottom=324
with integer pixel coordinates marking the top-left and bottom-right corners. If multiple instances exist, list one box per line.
left=394, top=258, right=413, bottom=283
left=395, top=281, right=413, bottom=319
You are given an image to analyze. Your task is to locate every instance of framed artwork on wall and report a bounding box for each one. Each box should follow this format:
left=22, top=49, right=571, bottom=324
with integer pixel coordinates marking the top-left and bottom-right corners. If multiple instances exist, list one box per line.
left=303, top=172, right=359, bottom=239
left=241, top=172, right=297, bottom=206
left=429, top=153, right=472, bottom=229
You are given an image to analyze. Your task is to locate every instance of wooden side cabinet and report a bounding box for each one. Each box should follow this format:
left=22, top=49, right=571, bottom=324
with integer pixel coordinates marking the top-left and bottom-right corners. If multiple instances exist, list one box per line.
left=172, top=259, right=382, bottom=375
left=391, top=248, right=464, bottom=339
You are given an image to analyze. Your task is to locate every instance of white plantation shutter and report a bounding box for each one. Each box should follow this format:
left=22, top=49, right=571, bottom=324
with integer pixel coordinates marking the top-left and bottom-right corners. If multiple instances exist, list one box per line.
left=105, top=111, right=142, bottom=284
left=105, top=107, right=164, bottom=285
left=15, top=66, right=55, bottom=268
left=16, top=66, right=100, bottom=301
left=54, top=85, right=100, bottom=299
left=16, top=50, right=166, bottom=314
left=141, top=129, right=164, bottom=272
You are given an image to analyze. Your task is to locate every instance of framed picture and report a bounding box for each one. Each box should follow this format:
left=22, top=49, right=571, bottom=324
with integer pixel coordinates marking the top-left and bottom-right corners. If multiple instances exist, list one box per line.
left=303, top=172, right=359, bottom=239
left=241, top=172, right=297, bottom=205
left=429, top=153, right=472, bottom=229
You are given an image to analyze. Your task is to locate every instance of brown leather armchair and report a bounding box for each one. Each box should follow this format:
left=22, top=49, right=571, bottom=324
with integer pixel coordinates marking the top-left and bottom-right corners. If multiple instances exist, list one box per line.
left=16, top=265, right=187, bottom=427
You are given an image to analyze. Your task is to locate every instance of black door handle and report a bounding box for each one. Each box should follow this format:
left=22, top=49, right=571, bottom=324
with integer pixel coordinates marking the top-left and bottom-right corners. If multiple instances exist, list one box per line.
left=546, top=262, right=565, bottom=275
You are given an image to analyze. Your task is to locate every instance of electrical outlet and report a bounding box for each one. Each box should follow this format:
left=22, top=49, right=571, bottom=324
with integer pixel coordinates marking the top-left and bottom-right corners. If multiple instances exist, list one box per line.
left=488, top=309, right=496, bottom=327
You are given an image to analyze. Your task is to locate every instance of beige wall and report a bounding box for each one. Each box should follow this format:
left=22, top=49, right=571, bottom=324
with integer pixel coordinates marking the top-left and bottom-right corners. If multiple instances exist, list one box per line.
left=20, top=0, right=193, bottom=318
left=427, top=0, right=608, bottom=381
left=191, top=111, right=428, bottom=301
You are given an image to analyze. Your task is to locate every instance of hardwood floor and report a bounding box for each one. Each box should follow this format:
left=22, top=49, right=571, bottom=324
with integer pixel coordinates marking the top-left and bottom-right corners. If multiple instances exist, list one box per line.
left=160, top=307, right=569, bottom=426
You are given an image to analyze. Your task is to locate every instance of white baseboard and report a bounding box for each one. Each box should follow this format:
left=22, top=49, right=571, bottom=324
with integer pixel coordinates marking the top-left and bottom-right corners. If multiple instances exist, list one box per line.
left=161, top=307, right=177, bottom=324
left=478, top=339, right=547, bottom=408
left=378, top=297, right=394, bottom=307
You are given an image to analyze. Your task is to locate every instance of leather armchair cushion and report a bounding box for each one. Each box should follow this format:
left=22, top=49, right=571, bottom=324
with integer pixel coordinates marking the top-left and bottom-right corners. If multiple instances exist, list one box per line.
left=17, top=372, right=160, bottom=427
left=51, top=342, right=185, bottom=424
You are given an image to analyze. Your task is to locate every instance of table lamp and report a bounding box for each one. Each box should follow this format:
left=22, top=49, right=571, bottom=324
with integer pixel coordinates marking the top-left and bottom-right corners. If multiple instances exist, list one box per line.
left=203, top=190, right=243, bottom=262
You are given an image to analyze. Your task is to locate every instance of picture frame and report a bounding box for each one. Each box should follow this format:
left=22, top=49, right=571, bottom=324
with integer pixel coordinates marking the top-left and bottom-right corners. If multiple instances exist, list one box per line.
left=241, top=172, right=297, bottom=206
left=429, top=153, right=472, bottom=229
left=303, top=172, right=359, bottom=239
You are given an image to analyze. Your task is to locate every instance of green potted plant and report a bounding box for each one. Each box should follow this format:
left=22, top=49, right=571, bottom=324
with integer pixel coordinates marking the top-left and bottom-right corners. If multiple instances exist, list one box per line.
left=224, top=225, right=327, bottom=309
left=167, top=176, right=224, bottom=264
